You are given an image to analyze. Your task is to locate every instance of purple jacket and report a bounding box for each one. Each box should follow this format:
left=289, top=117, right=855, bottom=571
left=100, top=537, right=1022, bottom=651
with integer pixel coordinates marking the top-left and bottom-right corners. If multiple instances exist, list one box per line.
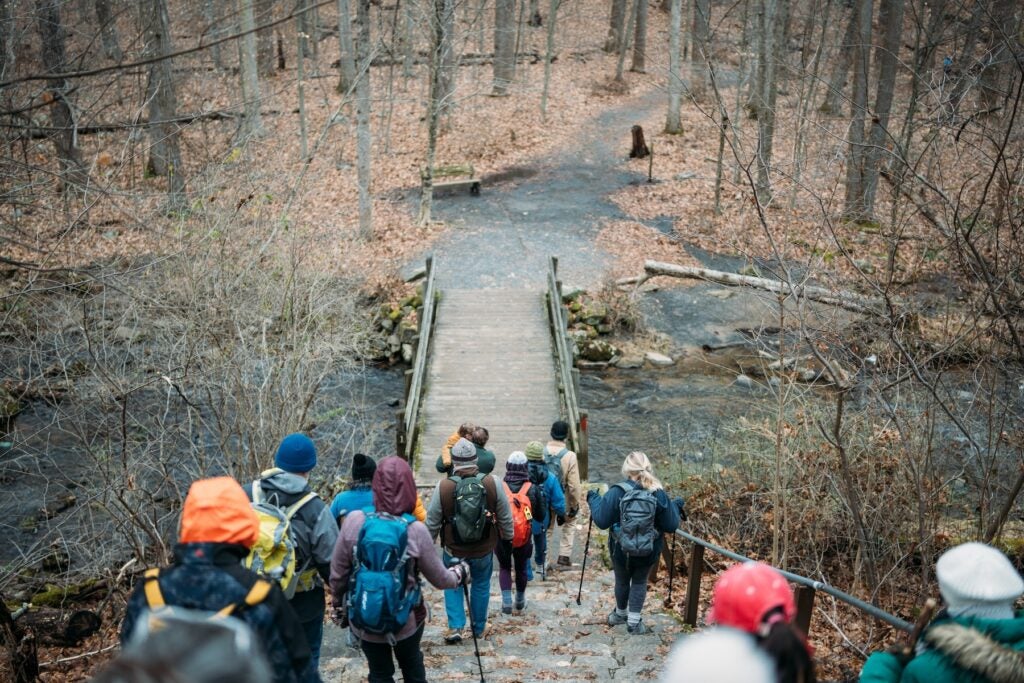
left=329, top=456, right=461, bottom=643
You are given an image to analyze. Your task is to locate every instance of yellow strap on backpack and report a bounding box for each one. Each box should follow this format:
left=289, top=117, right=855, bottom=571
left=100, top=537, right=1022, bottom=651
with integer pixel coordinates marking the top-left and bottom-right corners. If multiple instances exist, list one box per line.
left=215, top=579, right=273, bottom=618
left=143, top=568, right=165, bottom=609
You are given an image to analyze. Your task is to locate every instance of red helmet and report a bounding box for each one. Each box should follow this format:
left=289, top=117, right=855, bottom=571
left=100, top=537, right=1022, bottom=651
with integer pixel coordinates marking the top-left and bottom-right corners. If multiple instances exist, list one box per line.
left=707, top=562, right=795, bottom=634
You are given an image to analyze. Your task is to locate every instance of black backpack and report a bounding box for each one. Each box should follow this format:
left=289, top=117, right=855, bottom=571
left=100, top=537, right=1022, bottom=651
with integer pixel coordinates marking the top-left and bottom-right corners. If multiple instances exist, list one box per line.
left=527, top=463, right=549, bottom=525
left=615, top=482, right=659, bottom=557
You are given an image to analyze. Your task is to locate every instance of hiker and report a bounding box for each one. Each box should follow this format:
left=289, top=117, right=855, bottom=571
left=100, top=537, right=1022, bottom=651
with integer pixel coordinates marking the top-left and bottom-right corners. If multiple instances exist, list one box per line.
left=120, top=477, right=316, bottom=683
left=426, top=437, right=514, bottom=642
left=525, top=440, right=566, bottom=581
left=329, top=455, right=471, bottom=683
left=249, top=433, right=338, bottom=671
left=496, top=451, right=543, bottom=612
left=859, top=542, right=1024, bottom=683
left=661, top=628, right=775, bottom=683
left=330, top=453, right=376, bottom=523
left=544, top=420, right=583, bottom=569
left=707, top=562, right=816, bottom=683
left=586, top=451, right=683, bottom=634
left=436, top=423, right=496, bottom=475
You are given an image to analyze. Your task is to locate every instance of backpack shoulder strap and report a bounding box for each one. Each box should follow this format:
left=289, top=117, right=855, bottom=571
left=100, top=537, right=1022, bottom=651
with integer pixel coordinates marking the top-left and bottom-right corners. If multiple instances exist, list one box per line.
left=143, top=568, right=165, bottom=609
left=557, top=447, right=568, bottom=458
left=216, top=578, right=272, bottom=618
left=251, top=479, right=263, bottom=505
left=520, top=482, right=531, bottom=496
left=284, top=491, right=318, bottom=520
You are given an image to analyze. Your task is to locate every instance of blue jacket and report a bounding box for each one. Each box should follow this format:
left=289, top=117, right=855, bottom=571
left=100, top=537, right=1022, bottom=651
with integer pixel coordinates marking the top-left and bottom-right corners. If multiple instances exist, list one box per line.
left=329, top=485, right=374, bottom=521
left=528, top=462, right=566, bottom=533
left=587, top=481, right=680, bottom=564
left=120, top=543, right=317, bottom=683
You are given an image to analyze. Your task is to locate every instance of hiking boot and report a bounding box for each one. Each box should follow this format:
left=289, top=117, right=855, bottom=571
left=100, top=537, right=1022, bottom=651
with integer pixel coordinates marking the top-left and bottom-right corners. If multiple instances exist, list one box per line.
left=557, top=555, right=572, bottom=567
left=607, top=610, right=628, bottom=626
left=475, top=622, right=491, bottom=639
left=627, top=620, right=649, bottom=635
left=443, top=628, right=463, bottom=644
left=501, top=604, right=513, bottom=615
left=514, top=597, right=527, bottom=612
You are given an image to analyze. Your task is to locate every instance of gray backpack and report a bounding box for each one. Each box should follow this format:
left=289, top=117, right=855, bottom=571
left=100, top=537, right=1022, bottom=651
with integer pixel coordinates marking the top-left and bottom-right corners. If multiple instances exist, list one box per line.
left=615, top=483, right=659, bottom=557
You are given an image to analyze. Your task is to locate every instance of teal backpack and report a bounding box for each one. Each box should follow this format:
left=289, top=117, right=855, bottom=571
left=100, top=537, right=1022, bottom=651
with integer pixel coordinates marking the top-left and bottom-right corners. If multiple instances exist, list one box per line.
left=348, top=513, right=421, bottom=637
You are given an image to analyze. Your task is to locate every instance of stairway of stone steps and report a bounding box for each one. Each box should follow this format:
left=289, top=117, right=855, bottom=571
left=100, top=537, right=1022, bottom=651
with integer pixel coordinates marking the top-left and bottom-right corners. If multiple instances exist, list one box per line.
left=321, top=526, right=687, bottom=682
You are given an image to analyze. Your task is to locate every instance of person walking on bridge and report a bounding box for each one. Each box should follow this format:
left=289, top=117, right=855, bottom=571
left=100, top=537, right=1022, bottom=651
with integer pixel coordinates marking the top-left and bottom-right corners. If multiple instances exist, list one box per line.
left=436, top=424, right=496, bottom=475
left=427, top=438, right=513, bottom=643
left=525, top=440, right=566, bottom=581
left=587, top=451, right=683, bottom=635
left=544, top=420, right=583, bottom=569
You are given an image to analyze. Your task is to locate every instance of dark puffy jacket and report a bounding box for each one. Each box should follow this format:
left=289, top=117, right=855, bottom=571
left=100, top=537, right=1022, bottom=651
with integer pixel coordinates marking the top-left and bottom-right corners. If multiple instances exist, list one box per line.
left=587, top=481, right=680, bottom=566
left=120, top=542, right=317, bottom=683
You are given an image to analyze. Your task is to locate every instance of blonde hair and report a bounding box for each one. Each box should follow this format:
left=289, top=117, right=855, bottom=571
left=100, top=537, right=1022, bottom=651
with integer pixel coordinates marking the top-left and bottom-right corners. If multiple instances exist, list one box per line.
left=621, top=451, right=663, bottom=491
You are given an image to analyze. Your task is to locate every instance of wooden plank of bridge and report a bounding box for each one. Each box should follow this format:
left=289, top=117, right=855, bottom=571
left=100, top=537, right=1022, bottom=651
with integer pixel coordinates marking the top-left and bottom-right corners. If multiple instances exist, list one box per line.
left=415, top=288, right=560, bottom=487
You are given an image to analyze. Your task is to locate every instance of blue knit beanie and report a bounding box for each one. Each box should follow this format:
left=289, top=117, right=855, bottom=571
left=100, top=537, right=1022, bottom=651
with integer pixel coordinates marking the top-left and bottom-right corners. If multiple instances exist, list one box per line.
left=275, top=433, right=317, bottom=473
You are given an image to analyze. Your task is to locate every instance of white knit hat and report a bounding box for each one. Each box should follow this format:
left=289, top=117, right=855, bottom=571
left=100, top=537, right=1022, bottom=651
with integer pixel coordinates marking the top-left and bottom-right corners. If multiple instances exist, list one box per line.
left=661, top=628, right=774, bottom=683
left=936, top=542, right=1024, bottom=619
left=507, top=451, right=527, bottom=465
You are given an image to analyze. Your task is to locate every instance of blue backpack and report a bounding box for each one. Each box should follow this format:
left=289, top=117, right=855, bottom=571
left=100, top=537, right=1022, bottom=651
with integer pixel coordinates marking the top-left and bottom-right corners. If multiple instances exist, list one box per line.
left=348, top=513, right=421, bottom=636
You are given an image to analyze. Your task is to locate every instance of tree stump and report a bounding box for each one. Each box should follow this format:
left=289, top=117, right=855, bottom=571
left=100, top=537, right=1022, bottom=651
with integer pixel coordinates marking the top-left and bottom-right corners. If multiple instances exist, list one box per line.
left=630, top=125, right=650, bottom=158
left=0, top=598, right=38, bottom=683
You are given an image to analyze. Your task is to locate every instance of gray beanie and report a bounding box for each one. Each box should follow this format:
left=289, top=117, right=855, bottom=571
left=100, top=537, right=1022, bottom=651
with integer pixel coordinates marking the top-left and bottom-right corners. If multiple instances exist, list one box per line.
left=451, top=438, right=478, bottom=470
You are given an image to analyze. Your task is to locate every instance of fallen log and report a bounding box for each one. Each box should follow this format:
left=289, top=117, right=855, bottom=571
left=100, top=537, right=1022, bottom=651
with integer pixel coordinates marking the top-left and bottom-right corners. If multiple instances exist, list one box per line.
left=13, top=607, right=101, bottom=647
left=639, top=260, right=885, bottom=315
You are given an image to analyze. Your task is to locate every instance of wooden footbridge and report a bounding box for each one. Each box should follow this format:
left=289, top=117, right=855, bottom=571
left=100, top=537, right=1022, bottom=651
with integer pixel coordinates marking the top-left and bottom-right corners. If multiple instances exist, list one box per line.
left=396, top=256, right=588, bottom=484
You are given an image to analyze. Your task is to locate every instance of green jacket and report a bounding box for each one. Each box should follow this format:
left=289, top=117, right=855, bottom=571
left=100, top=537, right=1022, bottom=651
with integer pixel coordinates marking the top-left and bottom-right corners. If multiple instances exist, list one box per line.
left=434, top=446, right=495, bottom=475
left=860, top=612, right=1024, bottom=683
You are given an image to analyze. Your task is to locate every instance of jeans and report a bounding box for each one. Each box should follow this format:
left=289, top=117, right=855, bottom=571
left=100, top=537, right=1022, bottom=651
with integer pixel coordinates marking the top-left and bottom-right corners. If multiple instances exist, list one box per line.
left=611, top=543, right=656, bottom=614
left=442, top=551, right=492, bottom=634
left=495, top=540, right=532, bottom=593
left=300, top=616, right=324, bottom=672
left=532, top=532, right=547, bottom=569
left=361, top=623, right=426, bottom=683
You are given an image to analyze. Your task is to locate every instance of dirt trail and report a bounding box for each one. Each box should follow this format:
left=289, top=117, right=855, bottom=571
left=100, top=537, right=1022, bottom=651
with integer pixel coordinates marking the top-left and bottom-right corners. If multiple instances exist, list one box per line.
left=403, top=89, right=664, bottom=291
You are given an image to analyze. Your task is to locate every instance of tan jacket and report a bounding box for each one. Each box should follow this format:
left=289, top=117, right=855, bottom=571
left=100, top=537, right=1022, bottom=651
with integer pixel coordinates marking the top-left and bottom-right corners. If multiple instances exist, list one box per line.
left=545, top=441, right=582, bottom=513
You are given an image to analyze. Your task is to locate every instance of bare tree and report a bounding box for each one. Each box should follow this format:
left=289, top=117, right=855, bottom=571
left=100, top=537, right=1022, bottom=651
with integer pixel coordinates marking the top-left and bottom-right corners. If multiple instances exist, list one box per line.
left=493, top=0, right=515, bottom=95
left=752, top=0, right=785, bottom=203
left=860, top=0, right=905, bottom=215
left=355, top=0, right=373, bottom=238
left=631, top=0, right=648, bottom=72
left=605, top=0, right=627, bottom=53
left=238, top=0, right=264, bottom=138
left=690, top=0, right=709, bottom=98
left=34, top=0, right=89, bottom=194
left=842, top=0, right=873, bottom=221
left=141, top=0, right=185, bottom=200
left=0, top=0, right=15, bottom=78
left=529, top=0, right=542, bottom=26
left=437, top=0, right=457, bottom=115
left=94, top=0, right=123, bottom=62
left=541, top=0, right=560, bottom=117
left=337, top=0, right=357, bottom=92
left=256, top=0, right=276, bottom=76
left=203, top=0, right=225, bottom=69
left=665, top=0, right=684, bottom=133
left=614, top=0, right=639, bottom=85
left=819, top=6, right=856, bottom=114
left=418, top=0, right=447, bottom=225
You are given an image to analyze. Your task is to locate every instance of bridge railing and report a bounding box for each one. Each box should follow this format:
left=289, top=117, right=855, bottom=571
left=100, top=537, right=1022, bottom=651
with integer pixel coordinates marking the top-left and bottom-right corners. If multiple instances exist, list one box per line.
left=546, top=256, right=589, bottom=478
left=675, top=528, right=913, bottom=636
left=397, top=255, right=438, bottom=461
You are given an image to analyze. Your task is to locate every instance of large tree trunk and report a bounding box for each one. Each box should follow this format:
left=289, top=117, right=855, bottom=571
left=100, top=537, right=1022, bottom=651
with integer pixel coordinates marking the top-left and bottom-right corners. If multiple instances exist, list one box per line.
left=35, top=0, right=89, bottom=194
left=630, top=0, right=648, bottom=72
left=842, top=0, right=873, bottom=221
left=94, top=0, right=122, bottom=61
left=0, top=0, right=15, bottom=78
left=142, top=0, right=185, bottom=199
left=355, top=0, right=373, bottom=239
left=540, top=0, right=559, bottom=117
left=614, top=0, right=639, bottom=83
left=690, top=0, right=709, bottom=98
left=238, top=0, right=264, bottom=138
left=492, top=0, right=515, bottom=94
left=978, top=0, right=1019, bottom=111
left=819, top=6, right=856, bottom=114
left=605, top=0, right=627, bottom=52
left=203, top=0, right=224, bottom=69
left=860, top=0, right=904, bottom=215
left=256, top=0, right=275, bottom=76
left=753, top=0, right=784, bottom=203
left=665, top=0, right=683, bottom=132
left=418, top=0, right=446, bottom=225
left=336, top=0, right=357, bottom=92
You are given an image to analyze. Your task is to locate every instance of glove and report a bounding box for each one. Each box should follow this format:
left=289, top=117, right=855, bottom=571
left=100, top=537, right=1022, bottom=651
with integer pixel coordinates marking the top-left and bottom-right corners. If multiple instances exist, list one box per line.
left=451, top=560, right=472, bottom=586
left=673, top=497, right=688, bottom=521
left=331, top=606, right=348, bottom=628
left=556, top=514, right=566, bottom=526
left=567, top=506, right=579, bottom=519
left=883, top=643, right=914, bottom=668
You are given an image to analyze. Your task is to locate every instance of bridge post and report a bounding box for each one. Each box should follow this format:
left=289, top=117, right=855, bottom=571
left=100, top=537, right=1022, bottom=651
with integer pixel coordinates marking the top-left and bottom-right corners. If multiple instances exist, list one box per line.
left=396, top=409, right=407, bottom=459
left=403, top=369, right=413, bottom=401
left=684, top=543, right=705, bottom=626
left=578, top=409, right=589, bottom=480
left=794, top=585, right=816, bottom=636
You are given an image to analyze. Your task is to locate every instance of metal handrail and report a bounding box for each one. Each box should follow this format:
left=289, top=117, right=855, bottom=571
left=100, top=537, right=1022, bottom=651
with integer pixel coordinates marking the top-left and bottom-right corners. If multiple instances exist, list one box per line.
left=546, top=256, right=588, bottom=477
left=674, top=528, right=913, bottom=633
left=400, top=255, right=437, bottom=459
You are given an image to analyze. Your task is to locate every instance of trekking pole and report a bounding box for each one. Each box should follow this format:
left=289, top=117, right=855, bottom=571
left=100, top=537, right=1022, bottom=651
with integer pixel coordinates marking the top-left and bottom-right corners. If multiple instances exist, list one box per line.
left=462, top=579, right=485, bottom=683
left=667, top=531, right=676, bottom=604
left=576, top=514, right=594, bottom=606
